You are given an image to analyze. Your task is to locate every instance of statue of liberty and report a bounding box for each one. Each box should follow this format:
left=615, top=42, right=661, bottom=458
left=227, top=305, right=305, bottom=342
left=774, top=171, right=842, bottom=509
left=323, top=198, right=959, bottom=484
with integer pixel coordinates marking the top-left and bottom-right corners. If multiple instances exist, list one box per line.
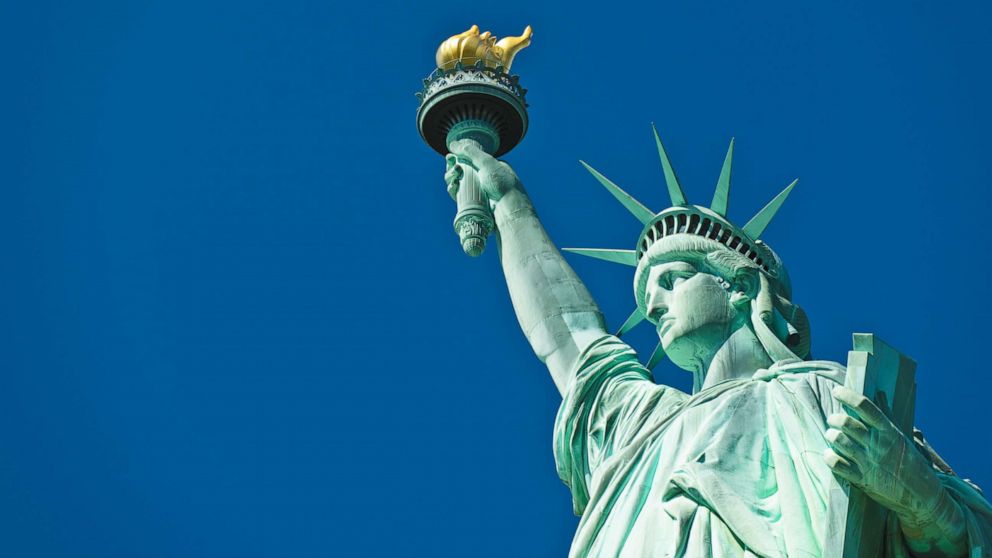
left=440, top=133, right=992, bottom=557
left=417, top=24, right=991, bottom=558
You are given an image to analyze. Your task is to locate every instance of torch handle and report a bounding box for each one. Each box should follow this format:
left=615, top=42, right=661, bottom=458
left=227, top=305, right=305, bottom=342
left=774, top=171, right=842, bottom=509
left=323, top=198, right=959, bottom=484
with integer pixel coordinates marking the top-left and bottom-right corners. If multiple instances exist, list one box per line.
left=451, top=159, right=495, bottom=257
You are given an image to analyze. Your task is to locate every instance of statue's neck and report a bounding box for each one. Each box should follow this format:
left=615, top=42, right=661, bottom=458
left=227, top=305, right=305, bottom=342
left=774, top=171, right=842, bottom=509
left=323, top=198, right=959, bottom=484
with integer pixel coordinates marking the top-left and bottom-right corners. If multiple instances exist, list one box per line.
left=693, top=323, right=774, bottom=393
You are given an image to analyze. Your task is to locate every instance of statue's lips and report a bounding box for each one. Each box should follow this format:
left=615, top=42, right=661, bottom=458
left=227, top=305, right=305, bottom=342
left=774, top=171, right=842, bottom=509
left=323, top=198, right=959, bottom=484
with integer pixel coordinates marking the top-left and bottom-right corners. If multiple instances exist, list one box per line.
left=658, top=318, right=674, bottom=336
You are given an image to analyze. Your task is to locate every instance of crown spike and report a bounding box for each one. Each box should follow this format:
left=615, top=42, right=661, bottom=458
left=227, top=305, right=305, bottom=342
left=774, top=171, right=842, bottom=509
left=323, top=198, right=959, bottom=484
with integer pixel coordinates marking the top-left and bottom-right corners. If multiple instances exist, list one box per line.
left=646, top=342, right=666, bottom=370
left=579, top=161, right=655, bottom=225
left=651, top=124, right=687, bottom=206
left=562, top=248, right=638, bottom=267
left=616, top=308, right=645, bottom=336
left=742, top=179, right=798, bottom=239
left=710, top=138, right=734, bottom=216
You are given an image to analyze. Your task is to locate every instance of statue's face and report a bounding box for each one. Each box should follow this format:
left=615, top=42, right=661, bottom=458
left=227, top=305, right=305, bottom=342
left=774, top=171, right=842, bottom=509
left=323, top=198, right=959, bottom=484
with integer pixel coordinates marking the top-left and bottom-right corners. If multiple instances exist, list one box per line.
left=644, top=261, right=740, bottom=367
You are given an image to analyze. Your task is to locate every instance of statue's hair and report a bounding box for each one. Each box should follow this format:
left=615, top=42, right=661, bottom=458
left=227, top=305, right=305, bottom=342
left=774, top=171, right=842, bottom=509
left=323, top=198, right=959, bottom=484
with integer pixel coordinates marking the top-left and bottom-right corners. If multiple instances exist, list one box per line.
left=633, top=234, right=811, bottom=359
left=633, top=235, right=771, bottom=306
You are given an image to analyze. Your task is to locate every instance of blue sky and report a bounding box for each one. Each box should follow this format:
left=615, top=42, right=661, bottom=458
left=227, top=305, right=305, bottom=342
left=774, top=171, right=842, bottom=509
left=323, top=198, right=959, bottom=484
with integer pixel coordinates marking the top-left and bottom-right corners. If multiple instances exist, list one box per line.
left=4, top=0, right=992, bottom=556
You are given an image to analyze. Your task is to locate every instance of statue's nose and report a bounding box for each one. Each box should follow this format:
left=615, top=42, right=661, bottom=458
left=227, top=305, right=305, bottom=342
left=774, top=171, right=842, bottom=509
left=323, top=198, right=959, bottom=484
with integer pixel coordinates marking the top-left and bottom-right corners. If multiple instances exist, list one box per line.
left=646, top=291, right=668, bottom=322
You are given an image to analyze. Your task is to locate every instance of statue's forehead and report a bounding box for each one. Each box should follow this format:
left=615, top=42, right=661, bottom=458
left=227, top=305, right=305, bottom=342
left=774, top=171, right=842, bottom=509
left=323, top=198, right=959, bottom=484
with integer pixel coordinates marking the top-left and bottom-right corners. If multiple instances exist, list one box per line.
left=645, top=249, right=714, bottom=273
left=647, top=260, right=698, bottom=275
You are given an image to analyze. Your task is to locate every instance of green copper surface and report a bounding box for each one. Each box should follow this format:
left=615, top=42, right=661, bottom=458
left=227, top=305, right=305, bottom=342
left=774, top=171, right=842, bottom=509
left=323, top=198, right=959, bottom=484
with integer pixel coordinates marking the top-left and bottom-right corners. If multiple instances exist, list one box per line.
left=446, top=119, right=500, bottom=154
left=615, top=308, right=645, bottom=336
left=652, top=124, right=687, bottom=206
left=711, top=138, right=734, bottom=216
left=741, top=178, right=797, bottom=239
left=438, top=129, right=989, bottom=558
left=644, top=341, right=665, bottom=370
left=578, top=161, right=655, bottom=225
left=561, top=248, right=637, bottom=267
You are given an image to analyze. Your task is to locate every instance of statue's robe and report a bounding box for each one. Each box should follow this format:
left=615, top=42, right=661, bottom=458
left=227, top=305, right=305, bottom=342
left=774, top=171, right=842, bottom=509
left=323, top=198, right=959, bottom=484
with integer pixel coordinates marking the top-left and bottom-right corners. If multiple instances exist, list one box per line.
left=554, top=336, right=992, bottom=558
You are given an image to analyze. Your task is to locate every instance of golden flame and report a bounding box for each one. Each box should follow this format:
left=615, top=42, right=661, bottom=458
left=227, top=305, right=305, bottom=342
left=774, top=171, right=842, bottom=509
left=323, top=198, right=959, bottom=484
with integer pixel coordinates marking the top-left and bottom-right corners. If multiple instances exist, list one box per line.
left=435, top=25, right=532, bottom=72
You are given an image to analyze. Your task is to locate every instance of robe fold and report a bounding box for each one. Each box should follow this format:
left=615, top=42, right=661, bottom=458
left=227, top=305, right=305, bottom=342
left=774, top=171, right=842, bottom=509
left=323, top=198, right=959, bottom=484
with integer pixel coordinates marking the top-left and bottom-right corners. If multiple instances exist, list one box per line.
left=554, top=335, right=992, bottom=558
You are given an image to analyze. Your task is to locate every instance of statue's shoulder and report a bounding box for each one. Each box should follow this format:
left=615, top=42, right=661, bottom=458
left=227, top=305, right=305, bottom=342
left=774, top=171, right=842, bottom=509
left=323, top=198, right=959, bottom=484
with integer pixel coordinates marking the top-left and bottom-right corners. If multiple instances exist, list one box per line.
left=754, top=359, right=847, bottom=416
left=756, top=358, right=846, bottom=385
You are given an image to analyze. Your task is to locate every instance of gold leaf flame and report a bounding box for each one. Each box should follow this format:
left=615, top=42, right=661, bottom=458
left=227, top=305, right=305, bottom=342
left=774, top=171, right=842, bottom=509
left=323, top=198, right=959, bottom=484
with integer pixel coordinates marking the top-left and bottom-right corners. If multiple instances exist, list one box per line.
left=435, top=25, right=532, bottom=71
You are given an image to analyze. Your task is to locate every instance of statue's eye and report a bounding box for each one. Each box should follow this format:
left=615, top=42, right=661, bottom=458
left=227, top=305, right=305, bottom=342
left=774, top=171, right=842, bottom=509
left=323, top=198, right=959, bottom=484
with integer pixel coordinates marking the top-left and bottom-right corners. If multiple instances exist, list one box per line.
left=659, top=271, right=694, bottom=290
left=658, top=273, right=673, bottom=290
left=659, top=273, right=677, bottom=290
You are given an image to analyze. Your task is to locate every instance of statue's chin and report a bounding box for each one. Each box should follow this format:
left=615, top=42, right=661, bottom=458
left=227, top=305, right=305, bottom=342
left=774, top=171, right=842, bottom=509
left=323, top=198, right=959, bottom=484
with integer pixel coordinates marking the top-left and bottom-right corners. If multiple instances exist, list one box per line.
left=661, top=325, right=730, bottom=373
left=662, top=335, right=703, bottom=373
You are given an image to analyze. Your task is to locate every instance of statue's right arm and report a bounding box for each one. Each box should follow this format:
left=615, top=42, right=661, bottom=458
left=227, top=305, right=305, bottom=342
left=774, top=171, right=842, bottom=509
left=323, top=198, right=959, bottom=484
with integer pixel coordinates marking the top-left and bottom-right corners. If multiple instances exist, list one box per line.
left=446, top=140, right=607, bottom=395
left=494, top=188, right=608, bottom=394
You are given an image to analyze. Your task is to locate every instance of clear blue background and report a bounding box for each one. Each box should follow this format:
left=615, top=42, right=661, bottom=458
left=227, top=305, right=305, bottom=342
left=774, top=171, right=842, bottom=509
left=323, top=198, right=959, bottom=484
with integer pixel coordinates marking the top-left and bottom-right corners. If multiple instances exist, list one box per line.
left=4, top=1, right=991, bottom=556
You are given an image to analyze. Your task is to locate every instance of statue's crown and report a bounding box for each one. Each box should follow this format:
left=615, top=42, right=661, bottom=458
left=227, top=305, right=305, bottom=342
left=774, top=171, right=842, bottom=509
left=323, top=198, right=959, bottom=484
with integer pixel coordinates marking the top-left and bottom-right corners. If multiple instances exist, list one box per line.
left=435, top=25, right=532, bottom=71
left=564, top=126, right=799, bottom=369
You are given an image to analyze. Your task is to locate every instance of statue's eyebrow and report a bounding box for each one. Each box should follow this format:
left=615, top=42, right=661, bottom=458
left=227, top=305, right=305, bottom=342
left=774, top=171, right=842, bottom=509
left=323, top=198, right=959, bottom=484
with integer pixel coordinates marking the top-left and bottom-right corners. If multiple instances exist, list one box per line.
left=654, top=261, right=697, bottom=273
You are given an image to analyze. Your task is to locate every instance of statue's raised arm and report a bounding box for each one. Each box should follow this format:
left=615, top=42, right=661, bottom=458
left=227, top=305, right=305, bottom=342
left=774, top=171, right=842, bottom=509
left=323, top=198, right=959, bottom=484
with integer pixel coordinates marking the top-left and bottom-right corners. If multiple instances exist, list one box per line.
left=444, top=139, right=607, bottom=394
left=443, top=129, right=992, bottom=557
left=420, top=26, right=991, bottom=556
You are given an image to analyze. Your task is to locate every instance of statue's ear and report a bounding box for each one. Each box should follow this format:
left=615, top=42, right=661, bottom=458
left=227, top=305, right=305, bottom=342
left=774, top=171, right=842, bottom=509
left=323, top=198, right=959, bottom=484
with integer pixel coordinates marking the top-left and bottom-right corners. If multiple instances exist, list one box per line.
left=730, top=270, right=759, bottom=308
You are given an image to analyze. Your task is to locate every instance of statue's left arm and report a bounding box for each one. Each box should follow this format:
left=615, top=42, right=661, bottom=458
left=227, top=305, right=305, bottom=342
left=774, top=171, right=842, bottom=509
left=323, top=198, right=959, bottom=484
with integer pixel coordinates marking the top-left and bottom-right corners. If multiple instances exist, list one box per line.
left=825, top=386, right=991, bottom=557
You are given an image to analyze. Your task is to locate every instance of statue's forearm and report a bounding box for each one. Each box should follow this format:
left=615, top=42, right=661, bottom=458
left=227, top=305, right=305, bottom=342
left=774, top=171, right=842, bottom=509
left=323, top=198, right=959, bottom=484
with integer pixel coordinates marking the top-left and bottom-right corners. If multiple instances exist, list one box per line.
left=494, top=189, right=607, bottom=394
left=898, top=485, right=967, bottom=558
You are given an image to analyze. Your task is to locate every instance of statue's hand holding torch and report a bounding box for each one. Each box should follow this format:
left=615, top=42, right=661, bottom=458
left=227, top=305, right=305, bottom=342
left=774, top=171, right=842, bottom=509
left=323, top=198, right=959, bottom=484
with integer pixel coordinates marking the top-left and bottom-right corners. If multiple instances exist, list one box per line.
left=417, top=25, right=532, bottom=257
left=444, top=139, right=496, bottom=257
left=444, top=139, right=524, bottom=238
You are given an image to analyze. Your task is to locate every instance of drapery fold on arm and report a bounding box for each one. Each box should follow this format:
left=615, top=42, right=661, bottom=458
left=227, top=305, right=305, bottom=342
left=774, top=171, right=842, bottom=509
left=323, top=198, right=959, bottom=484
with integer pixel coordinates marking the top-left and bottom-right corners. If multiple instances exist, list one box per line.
left=554, top=335, right=687, bottom=515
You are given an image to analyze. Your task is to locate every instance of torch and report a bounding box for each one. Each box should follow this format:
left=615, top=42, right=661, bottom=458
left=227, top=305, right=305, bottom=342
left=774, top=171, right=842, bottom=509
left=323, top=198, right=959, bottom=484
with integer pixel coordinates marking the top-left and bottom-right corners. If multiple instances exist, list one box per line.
left=417, top=25, right=532, bottom=256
